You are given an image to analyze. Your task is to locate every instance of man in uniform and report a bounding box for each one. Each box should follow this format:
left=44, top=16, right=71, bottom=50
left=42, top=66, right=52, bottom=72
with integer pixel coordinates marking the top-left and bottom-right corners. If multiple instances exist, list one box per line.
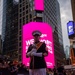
left=26, top=30, right=48, bottom=75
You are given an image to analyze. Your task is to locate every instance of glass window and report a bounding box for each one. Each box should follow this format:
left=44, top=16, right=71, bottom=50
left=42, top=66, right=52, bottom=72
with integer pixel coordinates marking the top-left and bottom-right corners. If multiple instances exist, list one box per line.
left=20, top=4, right=22, bottom=7
left=20, top=14, right=22, bottom=17
left=20, top=0, right=21, bottom=3
left=23, top=12, right=25, bottom=16
left=26, top=15, right=28, bottom=20
left=19, top=31, right=21, bottom=35
left=26, top=5, right=28, bottom=9
left=19, top=42, right=21, bottom=46
left=19, top=36, right=21, bottom=40
left=20, top=19, right=21, bottom=23
left=26, top=10, right=28, bottom=14
left=23, top=7, right=25, bottom=10
left=20, top=9, right=22, bottom=12
left=23, top=17, right=25, bottom=21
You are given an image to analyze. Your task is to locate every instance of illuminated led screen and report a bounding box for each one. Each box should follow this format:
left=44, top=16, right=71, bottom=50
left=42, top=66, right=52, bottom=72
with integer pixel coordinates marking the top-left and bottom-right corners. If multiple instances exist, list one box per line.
left=22, top=22, right=55, bottom=68
left=34, top=0, right=44, bottom=11
left=67, top=21, right=74, bottom=36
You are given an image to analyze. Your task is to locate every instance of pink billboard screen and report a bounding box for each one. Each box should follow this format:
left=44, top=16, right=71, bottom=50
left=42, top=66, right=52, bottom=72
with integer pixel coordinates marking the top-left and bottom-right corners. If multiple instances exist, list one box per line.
left=22, top=22, right=55, bottom=68
left=34, top=0, right=44, bottom=11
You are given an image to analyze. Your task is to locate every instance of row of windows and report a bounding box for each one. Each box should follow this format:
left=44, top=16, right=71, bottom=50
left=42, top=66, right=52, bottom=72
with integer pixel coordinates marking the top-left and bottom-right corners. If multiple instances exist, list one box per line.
left=19, top=13, right=32, bottom=29
left=3, top=43, right=18, bottom=51
left=19, top=18, right=32, bottom=29
left=19, top=9, right=32, bottom=18
left=19, top=13, right=32, bottom=19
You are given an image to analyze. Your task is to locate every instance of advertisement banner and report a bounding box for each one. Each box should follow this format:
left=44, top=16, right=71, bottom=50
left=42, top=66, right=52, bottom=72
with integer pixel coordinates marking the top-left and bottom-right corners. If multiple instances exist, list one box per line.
left=22, top=22, right=55, bottom=68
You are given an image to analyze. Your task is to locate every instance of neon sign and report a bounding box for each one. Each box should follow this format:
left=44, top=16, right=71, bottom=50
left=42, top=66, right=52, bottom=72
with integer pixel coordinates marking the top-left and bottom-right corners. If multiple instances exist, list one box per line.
left=22, top=22, right=55, bottom=68
left=67, top=21, right=74, bottom=36
left=34, top=0, right=44, bottom=11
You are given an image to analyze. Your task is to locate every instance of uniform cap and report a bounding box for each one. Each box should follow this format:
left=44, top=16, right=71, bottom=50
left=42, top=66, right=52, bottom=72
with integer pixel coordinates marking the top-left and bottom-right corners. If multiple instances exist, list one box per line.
left=32, top=30, right=42, bottom=36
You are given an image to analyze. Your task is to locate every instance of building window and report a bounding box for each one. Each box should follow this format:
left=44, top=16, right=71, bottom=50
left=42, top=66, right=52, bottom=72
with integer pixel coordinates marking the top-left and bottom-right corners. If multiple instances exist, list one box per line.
left=26, top=5, right=28, bottom=9
left=20, top=9, right=22, bottom=12
left=23, top=2, right=25, bottom=6
left=23, top=7, right=25, bottom=11
left=20, top=0, right=21, bottom=3
left=26, top=15, right=28, bottom=20
left=23, top=17, right=25, bottom=21
left=20, top=4, right=22, bottom=7
left=26, top=10, right=28, bottom=14
left=19, top=42, right=21, bottom=46
left=19, top=36, right=21, bottom=40
left=30, top=14, right=32, bottom=19
left=19, top=31, right=21, bottom=35
left=23, top=12, right=25, bottom=16
left=20, top=19, right=22, bottom=23
left=20, top=14, right=22, bottom=17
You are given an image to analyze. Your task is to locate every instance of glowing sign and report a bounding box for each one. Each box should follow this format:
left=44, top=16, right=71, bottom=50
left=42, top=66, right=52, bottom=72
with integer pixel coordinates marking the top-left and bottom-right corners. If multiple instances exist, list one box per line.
left=67, top=21, right=74, bottom=36
left=34, top=0, right=44, bottom=11
left=22, top=22, right=55, bottom=68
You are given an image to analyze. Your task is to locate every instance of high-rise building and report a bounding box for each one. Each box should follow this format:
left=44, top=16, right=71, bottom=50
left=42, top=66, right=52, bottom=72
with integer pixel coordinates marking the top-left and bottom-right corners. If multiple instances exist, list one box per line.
left=71, top=0, right=75, bottom=22
left=0, top=0, right=3, bottom=54
left=43, top=0, right=65, bottom=66
left=70, top=0, right=75, bottom=65
left=2, top=0, right=65, bottom=66
left=0, top=0, right=3, bottom=35
left=2, top=0, right=19, bottom=61
left=0, top=35, right=2, bottom=54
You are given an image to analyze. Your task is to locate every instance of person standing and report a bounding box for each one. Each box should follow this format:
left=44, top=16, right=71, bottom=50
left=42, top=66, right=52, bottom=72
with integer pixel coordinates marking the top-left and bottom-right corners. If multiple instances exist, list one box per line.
left=26, top=30, right=48, bottom=75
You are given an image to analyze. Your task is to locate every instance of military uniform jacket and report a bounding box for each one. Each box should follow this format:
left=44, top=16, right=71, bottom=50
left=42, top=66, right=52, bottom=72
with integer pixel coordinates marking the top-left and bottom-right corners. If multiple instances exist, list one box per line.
left=27, top=42, right=48, bottom=69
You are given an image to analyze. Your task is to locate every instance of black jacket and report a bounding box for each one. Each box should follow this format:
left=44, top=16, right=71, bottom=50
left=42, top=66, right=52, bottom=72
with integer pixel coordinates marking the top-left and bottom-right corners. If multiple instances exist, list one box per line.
left=27, top=42, right=48, bottom=69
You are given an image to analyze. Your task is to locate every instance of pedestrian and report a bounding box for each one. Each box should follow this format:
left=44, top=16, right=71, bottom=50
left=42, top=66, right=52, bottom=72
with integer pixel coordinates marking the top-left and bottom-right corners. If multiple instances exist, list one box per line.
left=57, top=64, right=64, bottom=75
left=53, top=67, right=58, bottom=75
left=26, top=30, right=48, bottom=75
left=9, top=62, right=18, bottom=75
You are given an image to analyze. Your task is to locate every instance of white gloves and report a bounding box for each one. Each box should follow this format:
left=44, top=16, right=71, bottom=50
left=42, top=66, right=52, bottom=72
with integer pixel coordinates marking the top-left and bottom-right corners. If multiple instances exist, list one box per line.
left=31, top=52, right=42, bottom=57
left=31, top=48, right=37, bottom=53
left=27, top=48, right=42, bottom=57
left=26, top=52, right=31, bottom=56
left=26, top=48, right=37, bottom=57
left=30, top=48, right=43, bottom=57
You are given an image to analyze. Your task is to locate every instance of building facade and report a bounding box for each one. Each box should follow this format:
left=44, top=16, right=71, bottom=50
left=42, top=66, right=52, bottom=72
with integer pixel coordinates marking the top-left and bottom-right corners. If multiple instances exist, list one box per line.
left=43, top=0, right=65, bottom=66
left=2, top=0, right=19, bottom=61
left=0, top=0, right=3, bottom=35
left=71, top=0, right=75, bottom=22
left=69, top=0, right=75, bottom=65
left=0, top=35, right=2, bottom=54
left=0, top=0, right=3, bottom=54
left=2, top=0, right=65, bottom=66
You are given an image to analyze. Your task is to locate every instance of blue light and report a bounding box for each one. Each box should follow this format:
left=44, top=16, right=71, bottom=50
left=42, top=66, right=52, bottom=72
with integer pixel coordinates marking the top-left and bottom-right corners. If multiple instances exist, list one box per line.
left=67, top=21, right=74, bottom=36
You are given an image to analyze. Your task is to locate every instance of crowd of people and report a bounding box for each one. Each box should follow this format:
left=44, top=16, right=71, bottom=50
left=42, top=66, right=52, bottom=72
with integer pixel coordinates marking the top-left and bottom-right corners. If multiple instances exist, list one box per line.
left=46, top=67, right=75, bottom=75
left=0, top=30, right=75, bottom=75
left=0, top=59, right=75, bottom=75
left=46, top=66, right=66, bottom=75
left=0, top=59, right=71, bottom=75
left=0, top=60, right=29, bottom=75
left=0, top=61, right=66, bottom=75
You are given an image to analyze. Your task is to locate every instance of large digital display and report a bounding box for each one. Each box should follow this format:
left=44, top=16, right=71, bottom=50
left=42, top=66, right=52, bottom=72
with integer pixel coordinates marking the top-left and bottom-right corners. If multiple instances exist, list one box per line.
left=22, top=22, right=55, bottom=68
left=34, top=0, right=44, bottom=11
left=67, top=21, right=74, bottom=36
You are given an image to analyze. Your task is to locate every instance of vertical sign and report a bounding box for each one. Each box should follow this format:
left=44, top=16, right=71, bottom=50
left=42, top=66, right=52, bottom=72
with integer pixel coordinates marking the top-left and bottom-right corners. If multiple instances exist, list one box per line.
left=22, top=22, right=55, bottom=68
left=34, top=0, right=44, bottom=11
left=67, top=21, right=74, bottom=36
